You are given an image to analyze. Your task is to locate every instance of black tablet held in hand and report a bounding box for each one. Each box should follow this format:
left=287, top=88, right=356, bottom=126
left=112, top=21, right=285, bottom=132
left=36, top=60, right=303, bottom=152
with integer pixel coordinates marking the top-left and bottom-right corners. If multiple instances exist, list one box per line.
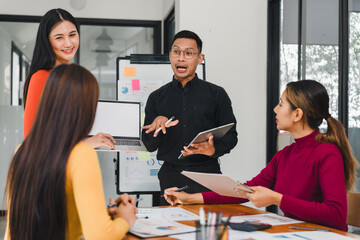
left=178, top=122, right=235, bottom=159
left=229, top=222, right=272, bottom=232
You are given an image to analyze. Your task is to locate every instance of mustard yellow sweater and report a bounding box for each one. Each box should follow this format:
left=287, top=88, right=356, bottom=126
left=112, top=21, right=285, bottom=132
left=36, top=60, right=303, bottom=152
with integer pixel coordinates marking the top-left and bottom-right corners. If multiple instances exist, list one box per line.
left=5, top=142, right=129, bottom=240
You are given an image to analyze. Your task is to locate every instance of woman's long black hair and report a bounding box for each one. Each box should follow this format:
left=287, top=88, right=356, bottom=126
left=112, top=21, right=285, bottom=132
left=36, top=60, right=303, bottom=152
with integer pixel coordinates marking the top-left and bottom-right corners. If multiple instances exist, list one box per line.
left=6, top=64, right=99, bottom=240
left=23, top=8, right=79, bottom=108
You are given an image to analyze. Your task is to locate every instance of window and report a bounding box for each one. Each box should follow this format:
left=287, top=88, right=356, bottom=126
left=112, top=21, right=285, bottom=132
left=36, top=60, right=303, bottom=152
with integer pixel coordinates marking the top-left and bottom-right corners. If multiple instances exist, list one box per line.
left=164, top=8, right=175, bottom=54
left=11, top=42, right=29, bottom=106
left=268, top=0, right=360, bottom=198
left=349, top=2, right=360, bottom=191
left=78, top=24, right=157, bottom=100
left=281, top=0, right=339, bottom=121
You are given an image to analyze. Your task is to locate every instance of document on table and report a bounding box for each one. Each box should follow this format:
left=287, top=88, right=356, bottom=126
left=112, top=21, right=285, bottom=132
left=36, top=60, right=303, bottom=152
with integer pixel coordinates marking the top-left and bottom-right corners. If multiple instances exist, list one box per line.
left=255, top=231, right=356, bottom=240
left=130, top=217, right=195, bottom=238
left=227, top=213, right=303, bottom=226
left=137, top=207, right=200, bottom=221
left=173, top=228, right=272, bottom=240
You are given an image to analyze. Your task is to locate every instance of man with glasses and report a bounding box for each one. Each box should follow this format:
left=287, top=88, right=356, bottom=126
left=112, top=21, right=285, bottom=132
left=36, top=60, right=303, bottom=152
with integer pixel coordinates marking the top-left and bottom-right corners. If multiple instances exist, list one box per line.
left=142, top=30, right=238, bottom=204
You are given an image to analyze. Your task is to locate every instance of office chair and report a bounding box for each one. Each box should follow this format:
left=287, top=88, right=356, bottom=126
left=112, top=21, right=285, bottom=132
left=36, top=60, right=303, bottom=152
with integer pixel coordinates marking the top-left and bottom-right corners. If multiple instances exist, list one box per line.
left=347, top=192, right=360, bottom=234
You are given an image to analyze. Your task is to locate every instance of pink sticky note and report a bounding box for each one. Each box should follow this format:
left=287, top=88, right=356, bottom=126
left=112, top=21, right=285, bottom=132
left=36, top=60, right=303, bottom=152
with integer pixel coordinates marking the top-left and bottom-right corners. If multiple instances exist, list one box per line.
left=132, top=79, right=140, bottom=91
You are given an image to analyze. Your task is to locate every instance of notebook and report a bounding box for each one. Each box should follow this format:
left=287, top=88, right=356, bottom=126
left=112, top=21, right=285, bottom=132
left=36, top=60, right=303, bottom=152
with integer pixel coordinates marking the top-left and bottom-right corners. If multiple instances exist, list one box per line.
left=89, top=100, right=147, bottom=152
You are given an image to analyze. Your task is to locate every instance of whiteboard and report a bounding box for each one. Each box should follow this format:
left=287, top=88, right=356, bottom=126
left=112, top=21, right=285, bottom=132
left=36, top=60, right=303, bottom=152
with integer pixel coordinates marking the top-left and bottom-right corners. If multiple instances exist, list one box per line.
left=116, top=54, right=205, bottom=193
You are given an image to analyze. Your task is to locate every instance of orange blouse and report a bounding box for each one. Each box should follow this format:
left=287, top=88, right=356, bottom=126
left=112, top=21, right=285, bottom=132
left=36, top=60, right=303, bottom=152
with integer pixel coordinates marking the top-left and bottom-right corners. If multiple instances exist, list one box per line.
left=23, top=70, right=50, bottom=138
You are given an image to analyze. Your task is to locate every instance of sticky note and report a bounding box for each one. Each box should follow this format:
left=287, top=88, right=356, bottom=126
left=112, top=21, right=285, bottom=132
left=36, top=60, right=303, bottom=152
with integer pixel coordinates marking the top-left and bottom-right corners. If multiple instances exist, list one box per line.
left=141, top=113, right=145, bottom=126
left=138, top=152, right=151, bottom=161
left=124, top=66, right=136, bottom=77
left=132, top=79, right=140, bottom=90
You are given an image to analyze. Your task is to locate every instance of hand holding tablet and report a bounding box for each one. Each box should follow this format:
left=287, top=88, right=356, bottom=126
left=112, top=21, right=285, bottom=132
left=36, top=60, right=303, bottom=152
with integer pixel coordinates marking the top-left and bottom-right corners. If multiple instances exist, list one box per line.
left=178, top=123, right=235, bottom=159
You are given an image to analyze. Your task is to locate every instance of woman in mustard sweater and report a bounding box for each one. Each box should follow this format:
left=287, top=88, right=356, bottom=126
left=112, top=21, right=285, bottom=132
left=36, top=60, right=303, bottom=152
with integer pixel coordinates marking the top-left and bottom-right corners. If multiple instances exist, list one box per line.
left=23, top=8, right=114, bottom=149
left=5, top=64, right=136, bottom=240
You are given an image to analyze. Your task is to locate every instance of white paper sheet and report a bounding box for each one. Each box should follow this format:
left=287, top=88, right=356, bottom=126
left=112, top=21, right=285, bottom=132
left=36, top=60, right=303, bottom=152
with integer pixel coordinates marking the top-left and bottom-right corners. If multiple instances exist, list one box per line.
left=227, top=213, right=303, bottom=226
left=228, top=229, right=272, bottom=240
left=256, top=231, right=356, bottom=240
left=137, top=207, right=200, bottom=221
left=173, top=228, right=273, bottom=240
left=130, top=217, right=195, bottom=238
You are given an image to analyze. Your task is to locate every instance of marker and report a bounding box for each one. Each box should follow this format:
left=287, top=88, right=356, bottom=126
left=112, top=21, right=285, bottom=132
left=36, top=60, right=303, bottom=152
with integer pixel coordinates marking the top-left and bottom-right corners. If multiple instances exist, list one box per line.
left=207, top=210, right=212, bottom=226
left=107, top=197, right=142, bottom=208
left=208, top=212, right=217, bottom=240
left=198, top=207, right=207, bottom=240
left=290, top=226, right=330, bottom=232
left=199, top=207, right=206, bottom=225
left=162, top=185, right=189, bottom=197
left=154, top=116, right=175, bottom=135
left=217, top=215, right=232, bottom=240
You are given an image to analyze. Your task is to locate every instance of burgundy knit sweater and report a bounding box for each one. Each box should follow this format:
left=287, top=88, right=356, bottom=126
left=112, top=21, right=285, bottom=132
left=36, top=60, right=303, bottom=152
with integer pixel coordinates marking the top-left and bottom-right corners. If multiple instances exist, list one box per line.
left=202, top=131, right=348, bottom=231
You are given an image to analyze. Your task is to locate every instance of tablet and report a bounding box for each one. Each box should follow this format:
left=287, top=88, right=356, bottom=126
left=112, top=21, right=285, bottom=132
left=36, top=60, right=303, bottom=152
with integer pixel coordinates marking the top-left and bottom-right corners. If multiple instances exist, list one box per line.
left=178, top=122, right=234, bottom=159
left=181, top=171, right=253, bottom=197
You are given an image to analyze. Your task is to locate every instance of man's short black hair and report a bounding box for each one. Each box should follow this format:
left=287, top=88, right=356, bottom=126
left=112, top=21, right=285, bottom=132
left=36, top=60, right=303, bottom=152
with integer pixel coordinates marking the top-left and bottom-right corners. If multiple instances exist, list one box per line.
left=171, top=30, right=203, bottom=53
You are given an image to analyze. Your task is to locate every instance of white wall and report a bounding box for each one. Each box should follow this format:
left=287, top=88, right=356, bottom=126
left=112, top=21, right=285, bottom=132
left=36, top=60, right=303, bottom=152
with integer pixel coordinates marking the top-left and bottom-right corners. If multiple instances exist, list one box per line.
left=176, top=0, right=268, bottom=182
left=162, top=0, right=175, bottom=18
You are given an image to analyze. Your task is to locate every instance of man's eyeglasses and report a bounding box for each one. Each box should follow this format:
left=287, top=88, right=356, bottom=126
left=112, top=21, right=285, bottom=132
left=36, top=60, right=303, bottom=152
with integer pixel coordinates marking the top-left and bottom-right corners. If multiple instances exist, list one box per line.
left=170, top=48, right=199, bottom=60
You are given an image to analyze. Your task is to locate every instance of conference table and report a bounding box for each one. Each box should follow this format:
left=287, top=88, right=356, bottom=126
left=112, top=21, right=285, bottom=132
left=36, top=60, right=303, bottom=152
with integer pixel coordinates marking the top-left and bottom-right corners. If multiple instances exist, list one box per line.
left=124, top=203, right=360, bottom=240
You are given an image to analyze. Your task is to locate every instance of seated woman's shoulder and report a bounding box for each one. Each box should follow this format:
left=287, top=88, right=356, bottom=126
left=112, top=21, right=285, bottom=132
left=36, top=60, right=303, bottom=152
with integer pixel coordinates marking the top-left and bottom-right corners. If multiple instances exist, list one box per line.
left=68, top=142, right=97, bottom=164
left=317, top=141, right=339, bottom=151
left=72, top=141, right=95, bottom=154
left=316, top=141, right=342, bottom=159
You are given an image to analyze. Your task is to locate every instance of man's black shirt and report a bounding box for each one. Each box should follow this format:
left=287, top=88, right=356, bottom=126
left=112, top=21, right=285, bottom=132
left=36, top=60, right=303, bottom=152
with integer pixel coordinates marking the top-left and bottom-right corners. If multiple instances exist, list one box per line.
left=142, top=75, right=238, bottom=166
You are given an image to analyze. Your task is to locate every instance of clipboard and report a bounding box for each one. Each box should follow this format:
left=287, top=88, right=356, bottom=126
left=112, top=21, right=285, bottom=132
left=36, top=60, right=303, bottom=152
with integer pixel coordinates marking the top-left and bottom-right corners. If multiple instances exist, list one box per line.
left=181, top=171, right=253, bottom=197
left=178, top=122, right=235, bottom=159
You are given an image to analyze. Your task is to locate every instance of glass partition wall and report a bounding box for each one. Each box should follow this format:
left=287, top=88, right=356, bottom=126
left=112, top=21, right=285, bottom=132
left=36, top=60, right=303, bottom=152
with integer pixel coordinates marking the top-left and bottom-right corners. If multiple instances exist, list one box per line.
left=0, top=16, right=160, bottom=210
left=79, top=25, right=154, bottom=100
left=349, top=2, right=360, bottom=193
left=268, top=0, right=360, bottom=215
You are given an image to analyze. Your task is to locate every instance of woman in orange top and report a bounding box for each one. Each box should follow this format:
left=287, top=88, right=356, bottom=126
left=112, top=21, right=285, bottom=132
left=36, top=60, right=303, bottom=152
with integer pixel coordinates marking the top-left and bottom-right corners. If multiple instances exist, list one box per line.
left=5, top=64, right=137, bottom=240
left=23, top=8, right=115, bottom=149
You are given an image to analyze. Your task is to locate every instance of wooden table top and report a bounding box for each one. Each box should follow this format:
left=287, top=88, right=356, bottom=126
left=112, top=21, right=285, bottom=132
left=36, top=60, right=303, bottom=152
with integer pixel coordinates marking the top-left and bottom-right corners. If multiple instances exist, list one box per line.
left=124, top=204, right=360, bottom=240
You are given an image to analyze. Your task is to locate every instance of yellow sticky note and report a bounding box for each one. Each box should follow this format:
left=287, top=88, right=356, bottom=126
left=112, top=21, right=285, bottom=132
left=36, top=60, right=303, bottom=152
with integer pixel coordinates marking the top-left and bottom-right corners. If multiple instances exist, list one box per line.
left=124, top=66, right=136, bottom=77
left=138, top=152, right=151, bottom=161
left=141, top=113, right=145, bottom=126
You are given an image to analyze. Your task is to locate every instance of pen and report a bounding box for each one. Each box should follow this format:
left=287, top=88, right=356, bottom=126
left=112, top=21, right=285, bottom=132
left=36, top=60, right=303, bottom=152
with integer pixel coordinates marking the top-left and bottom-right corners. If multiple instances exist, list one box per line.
left=161, top=185, right=189, bottom=197
left=290, top=226, right=330, bottom=232
left=215, top=212, right=222, bottom=240
left=217, top=215, right=231, bottom=240
left=216, top=212, right=223, bottom=226
left=154, top=116, right=175, bottom=135
left=107, top=197, right=142, bottom=208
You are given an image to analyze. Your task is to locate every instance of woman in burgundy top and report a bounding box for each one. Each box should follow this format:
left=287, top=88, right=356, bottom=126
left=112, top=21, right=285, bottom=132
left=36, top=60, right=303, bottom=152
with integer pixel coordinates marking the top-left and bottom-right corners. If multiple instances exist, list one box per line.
left=164, top=80, right=357, bottom=231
